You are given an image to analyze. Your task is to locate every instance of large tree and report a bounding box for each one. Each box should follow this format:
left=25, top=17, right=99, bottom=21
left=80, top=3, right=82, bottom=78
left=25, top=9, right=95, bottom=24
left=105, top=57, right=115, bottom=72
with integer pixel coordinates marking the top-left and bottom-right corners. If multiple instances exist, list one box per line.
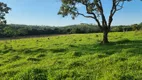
left=58, top=0, right=132, bottom=44
left=0, top=2, right=11, bottom=24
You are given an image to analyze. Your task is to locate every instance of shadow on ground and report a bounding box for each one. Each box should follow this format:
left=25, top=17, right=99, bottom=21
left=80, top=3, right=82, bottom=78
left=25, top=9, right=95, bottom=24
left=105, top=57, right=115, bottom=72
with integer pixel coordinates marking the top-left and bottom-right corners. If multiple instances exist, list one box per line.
left=69, top=40, right=142, bottom=55
left=0, top=39, right=141, bottom=56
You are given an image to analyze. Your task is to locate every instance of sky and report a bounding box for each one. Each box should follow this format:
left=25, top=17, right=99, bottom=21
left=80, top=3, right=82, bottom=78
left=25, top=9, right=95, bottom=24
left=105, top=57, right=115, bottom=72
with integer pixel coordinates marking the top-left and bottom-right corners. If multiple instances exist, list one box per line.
left=1, top=0, right=142, bottom=26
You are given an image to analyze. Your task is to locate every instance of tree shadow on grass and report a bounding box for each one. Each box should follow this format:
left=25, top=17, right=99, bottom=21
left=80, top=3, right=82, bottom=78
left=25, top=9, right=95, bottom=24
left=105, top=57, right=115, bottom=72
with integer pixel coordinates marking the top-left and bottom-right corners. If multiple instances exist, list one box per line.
left=68, top=40, right=142, bottom=56
left=18, top=48, right=48, bottom=54
left=0, top=47, right=68, bottom=54
left=0, top=39, right=141, bottom=56
left=0, top=48, right=48, bottom=54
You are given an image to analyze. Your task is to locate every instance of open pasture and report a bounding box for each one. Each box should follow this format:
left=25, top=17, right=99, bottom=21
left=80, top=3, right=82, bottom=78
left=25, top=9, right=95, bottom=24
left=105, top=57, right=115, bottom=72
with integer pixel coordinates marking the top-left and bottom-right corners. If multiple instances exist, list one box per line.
left=0, top=31, right=142, bottom=80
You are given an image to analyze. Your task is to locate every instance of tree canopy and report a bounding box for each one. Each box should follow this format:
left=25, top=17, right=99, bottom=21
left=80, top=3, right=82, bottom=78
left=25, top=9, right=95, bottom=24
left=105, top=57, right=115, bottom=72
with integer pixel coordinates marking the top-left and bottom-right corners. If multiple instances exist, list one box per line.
left=0, top=2, right=11, bottom=24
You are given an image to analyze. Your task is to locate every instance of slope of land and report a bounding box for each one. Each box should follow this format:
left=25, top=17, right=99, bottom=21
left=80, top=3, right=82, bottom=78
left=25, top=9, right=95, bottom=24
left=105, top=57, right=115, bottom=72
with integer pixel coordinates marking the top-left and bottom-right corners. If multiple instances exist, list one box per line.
left=0, top=31, right=142, bottom=80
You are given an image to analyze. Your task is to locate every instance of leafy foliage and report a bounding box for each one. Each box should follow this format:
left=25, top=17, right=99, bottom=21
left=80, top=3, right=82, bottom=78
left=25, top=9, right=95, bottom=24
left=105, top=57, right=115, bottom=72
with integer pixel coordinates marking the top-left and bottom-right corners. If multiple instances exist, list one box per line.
left=0, top=2, right=11, bottom=24
left=0, top=23, right=141, bottom=38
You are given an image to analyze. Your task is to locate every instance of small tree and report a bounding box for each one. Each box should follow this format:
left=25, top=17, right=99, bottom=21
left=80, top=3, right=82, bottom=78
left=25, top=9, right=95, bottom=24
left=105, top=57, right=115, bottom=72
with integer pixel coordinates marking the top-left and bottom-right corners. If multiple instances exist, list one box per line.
left=58, top=0, right=132, bottom=44
left=0, top=2, right=11, bottom=24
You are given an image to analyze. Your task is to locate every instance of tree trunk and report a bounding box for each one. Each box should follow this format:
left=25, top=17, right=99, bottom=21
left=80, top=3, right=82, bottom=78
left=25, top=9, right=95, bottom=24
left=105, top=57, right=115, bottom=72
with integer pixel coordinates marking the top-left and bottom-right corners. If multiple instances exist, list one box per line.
left=102, top=29, right=109, bottom=44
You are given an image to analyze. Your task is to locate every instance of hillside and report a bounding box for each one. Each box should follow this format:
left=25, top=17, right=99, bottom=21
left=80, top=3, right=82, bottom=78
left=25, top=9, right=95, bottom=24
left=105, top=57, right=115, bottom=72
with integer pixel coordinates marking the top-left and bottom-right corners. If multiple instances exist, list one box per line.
left=0, top=31, right=142, bottom=80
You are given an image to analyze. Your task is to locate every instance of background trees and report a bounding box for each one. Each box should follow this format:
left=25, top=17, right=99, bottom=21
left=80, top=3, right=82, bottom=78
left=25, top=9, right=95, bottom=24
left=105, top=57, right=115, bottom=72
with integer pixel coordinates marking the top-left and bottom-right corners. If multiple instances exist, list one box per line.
left=0, top=23, right=141, bottom=38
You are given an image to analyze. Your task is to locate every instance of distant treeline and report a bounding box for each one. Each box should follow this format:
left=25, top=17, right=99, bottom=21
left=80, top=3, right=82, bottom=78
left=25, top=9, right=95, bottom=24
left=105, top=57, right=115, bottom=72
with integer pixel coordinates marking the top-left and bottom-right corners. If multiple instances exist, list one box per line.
left=0, top=23, right=142, bottom=38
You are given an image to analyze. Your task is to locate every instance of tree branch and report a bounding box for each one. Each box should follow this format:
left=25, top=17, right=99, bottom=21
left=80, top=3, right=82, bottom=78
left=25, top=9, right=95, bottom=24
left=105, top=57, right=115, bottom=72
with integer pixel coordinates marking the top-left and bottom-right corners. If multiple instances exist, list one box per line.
left=108, top=0, right=125, bottom=28
left=77, top=11, right=94, bottom=18
left=95, top=0, right=108, bottom=27
left=86, top=2, right=103, bottom=29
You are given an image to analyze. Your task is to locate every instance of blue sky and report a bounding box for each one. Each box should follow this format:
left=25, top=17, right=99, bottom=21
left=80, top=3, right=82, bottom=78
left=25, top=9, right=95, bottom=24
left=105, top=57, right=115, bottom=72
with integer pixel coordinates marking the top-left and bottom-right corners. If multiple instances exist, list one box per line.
left=1, top=0, right=142, bottom=26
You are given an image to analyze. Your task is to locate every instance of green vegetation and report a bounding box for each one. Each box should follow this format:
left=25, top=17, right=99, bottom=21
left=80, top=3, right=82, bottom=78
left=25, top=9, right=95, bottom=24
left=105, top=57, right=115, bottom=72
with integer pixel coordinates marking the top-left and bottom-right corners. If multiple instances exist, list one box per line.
left=0, top=2, right=11, bottom=24
left=0, top=23, right=142, bottom=38
left=0, top=31, right=142, bottom=80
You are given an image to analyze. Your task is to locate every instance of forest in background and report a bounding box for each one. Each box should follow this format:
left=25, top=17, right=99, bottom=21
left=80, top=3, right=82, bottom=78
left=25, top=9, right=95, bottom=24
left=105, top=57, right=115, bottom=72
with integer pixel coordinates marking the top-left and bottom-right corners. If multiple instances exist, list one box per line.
left=0, top=23, right=142, bottom=38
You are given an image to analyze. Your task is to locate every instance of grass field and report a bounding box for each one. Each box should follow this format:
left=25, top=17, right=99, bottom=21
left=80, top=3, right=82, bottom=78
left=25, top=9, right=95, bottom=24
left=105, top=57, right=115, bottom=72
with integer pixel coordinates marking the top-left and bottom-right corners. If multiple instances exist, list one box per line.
left=0, top=31, right=142, bottom=80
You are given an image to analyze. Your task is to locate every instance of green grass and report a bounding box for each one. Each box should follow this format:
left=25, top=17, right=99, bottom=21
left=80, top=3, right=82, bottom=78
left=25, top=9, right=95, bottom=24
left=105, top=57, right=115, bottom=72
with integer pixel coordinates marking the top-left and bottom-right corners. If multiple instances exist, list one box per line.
left=0, top=31, right=142, bottom=80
